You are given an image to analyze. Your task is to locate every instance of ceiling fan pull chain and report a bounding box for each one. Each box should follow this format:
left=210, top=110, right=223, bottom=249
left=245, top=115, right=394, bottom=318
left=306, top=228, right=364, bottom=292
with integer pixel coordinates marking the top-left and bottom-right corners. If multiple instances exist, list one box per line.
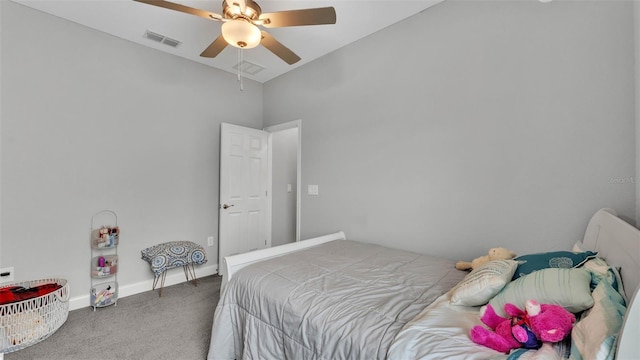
left=237, top=48, right=241, bottom=81
left=237, top=48, right=244, bottom=91
left=238, top=48, right=244, bottom=91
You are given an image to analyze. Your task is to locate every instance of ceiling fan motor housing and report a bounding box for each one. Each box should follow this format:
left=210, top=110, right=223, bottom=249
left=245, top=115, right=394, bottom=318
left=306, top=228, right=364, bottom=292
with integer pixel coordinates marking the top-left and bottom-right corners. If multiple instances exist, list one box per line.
left=222, top=0, right=261, bottom=21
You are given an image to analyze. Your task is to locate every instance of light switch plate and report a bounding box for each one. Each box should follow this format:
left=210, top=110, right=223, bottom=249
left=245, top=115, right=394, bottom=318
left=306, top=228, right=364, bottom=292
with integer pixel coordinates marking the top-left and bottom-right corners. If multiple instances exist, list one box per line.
left=308, top=185, right=319, bottom=195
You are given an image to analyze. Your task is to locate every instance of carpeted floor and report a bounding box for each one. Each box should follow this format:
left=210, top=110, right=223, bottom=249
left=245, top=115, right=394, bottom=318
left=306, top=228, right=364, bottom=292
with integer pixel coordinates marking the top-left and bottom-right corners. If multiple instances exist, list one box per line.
left=5, top=275, right=222, bottom=360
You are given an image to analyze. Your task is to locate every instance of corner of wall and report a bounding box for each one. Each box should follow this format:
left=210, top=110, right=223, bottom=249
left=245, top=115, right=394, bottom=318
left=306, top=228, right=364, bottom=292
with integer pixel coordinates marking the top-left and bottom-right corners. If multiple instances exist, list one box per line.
left=0, top=0, right=4, bottom=267
left=635, top=2, right=640, bottom=227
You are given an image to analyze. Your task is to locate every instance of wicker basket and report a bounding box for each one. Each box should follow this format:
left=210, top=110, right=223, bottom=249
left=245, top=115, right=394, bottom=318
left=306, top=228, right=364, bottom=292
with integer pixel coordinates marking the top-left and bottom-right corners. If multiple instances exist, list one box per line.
left=0, top=278, right=70, bottom=354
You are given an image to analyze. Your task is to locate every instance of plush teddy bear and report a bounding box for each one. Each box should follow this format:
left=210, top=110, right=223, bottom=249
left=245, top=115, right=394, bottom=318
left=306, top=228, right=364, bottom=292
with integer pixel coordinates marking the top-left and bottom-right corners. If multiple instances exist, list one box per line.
left=524, top=299, right=575, bottom=343
left=470, top=303, right=539, bottom=353
left=455, top=247, right=517, bottom=271
left=470, top=300, right=576, bottom=354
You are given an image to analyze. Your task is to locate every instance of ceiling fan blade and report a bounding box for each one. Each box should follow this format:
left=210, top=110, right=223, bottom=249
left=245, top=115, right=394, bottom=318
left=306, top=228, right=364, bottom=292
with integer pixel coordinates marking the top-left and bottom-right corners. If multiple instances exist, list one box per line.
left=134, top=0, right=224, bottom=21
left=200, top=35, right=228, bottom=58
left=260, top=31, right=301, bottom=65
left=259, top=7, right=336, bottom=28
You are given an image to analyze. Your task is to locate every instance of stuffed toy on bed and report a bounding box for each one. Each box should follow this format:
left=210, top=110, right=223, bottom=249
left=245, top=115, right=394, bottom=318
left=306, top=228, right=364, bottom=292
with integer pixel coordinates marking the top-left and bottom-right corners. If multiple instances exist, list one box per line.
left=470, top=300, right=575, bottom=354
left=524, top=299, right=575, bottom=343
left=470, top=302, right=538, bottom=353
left=455, top=247, right=516, bottom=271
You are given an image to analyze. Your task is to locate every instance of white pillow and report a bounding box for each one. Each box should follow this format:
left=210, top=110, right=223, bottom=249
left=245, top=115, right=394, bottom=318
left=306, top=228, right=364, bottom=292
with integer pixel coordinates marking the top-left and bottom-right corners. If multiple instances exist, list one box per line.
left=449, top=260, right=518, bottom=306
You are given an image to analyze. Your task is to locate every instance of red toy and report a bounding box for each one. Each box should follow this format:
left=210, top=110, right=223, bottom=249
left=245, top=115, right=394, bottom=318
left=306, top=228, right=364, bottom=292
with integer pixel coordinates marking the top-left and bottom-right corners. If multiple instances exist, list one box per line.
left=0, top=283, right=62, bottom=305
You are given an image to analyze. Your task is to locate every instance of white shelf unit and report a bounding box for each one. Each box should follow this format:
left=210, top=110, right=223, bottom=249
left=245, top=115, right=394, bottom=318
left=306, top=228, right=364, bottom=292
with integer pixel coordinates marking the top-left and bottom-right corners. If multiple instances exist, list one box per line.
left=89, top=210, right=119, bottom=310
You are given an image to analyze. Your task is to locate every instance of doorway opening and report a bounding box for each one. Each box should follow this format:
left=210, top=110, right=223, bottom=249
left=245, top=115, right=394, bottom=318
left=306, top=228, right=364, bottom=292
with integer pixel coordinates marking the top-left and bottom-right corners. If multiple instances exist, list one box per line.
left=265, top=120, right=301, bottom=246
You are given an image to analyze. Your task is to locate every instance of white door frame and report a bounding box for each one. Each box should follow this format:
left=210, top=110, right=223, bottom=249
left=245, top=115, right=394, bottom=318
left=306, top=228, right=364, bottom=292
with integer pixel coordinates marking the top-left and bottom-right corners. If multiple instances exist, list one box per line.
left=264, top=120, right=302, bottom=242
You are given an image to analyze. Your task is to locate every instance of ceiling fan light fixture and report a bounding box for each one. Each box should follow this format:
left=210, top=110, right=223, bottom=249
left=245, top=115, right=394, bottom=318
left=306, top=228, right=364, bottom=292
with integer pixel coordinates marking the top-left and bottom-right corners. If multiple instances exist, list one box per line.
left=222, top=19, right=262, bottom=49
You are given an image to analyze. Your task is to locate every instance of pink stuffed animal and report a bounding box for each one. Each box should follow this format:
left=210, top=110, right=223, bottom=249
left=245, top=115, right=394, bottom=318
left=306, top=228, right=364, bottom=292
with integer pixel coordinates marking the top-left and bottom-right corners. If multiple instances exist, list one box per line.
left=470, top=303, right=539, bottom=353
left=470, top=300, right=576, bottom=354
left=524, top=299, right=575, bottom=343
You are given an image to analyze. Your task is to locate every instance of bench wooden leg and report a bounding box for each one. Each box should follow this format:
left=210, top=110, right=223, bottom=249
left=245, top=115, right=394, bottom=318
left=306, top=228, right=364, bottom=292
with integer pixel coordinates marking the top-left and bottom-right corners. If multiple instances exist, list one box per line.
left=183, top=263, right=198, bottom=287
left=152, top=271, right=167, bottom=297
left=151, top=262, right=199, bottom=298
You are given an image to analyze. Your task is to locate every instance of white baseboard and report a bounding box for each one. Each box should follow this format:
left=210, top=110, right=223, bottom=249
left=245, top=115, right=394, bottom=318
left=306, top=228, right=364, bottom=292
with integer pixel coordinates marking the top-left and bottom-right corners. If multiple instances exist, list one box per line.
left=69, top=264, right=218, bottom=311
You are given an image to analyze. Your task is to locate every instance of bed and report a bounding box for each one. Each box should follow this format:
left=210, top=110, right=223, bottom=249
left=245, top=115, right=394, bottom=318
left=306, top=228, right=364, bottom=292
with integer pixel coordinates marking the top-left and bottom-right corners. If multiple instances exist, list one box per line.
left=207, top=208, right=640, bottom=359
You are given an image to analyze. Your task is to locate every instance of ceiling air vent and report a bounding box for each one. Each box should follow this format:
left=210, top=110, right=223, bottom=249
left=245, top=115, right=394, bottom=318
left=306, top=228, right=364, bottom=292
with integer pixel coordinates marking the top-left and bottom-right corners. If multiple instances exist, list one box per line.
left=144, top=30, right=182, bottom=48
left=162, top=37, right=181, bottom=48
left=233, top=60, right=265, bottom=75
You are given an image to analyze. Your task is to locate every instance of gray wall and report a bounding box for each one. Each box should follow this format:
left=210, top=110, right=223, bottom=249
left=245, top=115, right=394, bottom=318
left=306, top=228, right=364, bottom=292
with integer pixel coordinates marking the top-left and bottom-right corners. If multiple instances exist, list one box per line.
left=0, top=0, right=3, bottom=268
left=264, top=0, right=636, bottom=260
left=271, top=128, right=298, bottom=246
left=636, top=2, right=640, bottom=226
left=0, top=1, right=262, bottom=299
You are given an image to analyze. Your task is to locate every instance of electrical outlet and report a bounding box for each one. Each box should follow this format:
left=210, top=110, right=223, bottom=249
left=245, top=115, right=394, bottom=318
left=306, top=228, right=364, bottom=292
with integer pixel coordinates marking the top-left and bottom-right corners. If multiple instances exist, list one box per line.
left=207, top=236, right=215, bottom=246
left=0, top=267, right=14, bottom=283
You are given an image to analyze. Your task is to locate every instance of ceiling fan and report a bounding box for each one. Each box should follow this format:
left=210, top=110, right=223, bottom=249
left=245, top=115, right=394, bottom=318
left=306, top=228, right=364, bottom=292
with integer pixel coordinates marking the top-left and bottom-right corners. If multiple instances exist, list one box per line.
left=134, top=0, right=337, bottom=65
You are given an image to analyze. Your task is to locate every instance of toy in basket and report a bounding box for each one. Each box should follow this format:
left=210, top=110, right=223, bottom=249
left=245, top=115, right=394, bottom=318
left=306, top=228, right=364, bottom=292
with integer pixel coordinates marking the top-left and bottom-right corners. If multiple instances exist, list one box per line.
left=0, top=278, right=70, bottom=354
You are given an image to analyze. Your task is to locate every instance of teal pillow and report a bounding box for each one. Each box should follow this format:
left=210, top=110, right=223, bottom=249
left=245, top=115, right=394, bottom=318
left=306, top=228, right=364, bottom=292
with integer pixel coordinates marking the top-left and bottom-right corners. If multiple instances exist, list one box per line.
left=512, top=250, right=597, bottom=280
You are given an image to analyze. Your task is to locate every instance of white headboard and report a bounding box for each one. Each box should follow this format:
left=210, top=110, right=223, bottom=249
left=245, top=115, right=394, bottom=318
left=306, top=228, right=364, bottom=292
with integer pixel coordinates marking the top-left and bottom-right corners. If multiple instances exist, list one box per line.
left=582, top=208, right=640, bottom=299
left=580, top=208, right=640, bottom=359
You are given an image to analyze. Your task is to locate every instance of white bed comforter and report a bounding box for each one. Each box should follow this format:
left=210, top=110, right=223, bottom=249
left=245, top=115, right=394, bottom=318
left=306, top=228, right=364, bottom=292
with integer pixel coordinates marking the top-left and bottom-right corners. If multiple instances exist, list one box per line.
left=207, top=240, right=465, bottom=360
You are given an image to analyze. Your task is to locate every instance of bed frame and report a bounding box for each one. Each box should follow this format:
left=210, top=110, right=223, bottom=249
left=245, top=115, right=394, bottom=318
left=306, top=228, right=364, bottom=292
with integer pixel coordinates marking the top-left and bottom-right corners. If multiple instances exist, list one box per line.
left=220, top=231, right=346, bottom=292
left=221, top=209, right=639, bottom=359
left=581, top=208, right=639, bottom=358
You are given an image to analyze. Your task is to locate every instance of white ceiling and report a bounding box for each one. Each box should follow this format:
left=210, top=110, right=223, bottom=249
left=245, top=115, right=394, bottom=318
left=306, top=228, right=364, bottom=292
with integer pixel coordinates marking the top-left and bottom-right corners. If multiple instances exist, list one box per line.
left=10, top=0, right=444, bottom=83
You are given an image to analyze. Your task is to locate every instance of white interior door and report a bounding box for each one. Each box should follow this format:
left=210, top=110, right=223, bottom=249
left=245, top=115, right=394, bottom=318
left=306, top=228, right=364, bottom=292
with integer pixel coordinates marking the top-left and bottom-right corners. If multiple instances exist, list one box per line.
left=219, top=123, right=269, bottom=278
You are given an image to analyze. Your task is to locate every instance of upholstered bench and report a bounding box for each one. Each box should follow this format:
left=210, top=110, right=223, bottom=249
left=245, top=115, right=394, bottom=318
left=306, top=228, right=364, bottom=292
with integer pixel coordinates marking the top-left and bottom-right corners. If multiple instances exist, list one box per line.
left=140, top=241, right=207, bottom=296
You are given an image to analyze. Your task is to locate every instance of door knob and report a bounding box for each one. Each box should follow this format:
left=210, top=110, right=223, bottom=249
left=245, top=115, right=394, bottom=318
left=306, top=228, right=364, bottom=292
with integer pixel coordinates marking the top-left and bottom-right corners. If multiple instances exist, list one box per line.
left=222, top=204, right=234, bottom=209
